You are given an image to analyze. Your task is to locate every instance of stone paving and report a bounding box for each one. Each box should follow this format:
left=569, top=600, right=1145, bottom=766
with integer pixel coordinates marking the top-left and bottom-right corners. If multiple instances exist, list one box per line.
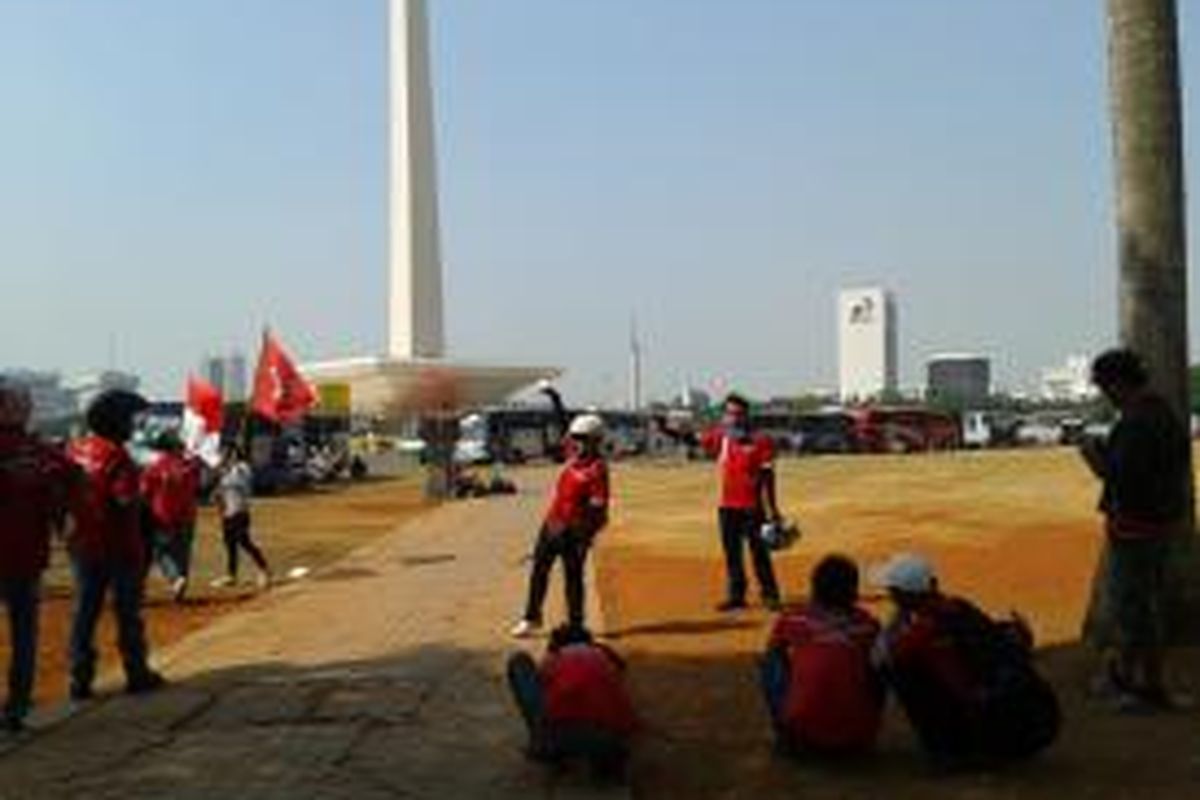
left=0, top=483, right=627, bottom=800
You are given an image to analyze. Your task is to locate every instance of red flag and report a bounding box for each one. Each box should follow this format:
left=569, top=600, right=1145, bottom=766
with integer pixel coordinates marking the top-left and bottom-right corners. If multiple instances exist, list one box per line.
left=186, top=375, right=224, bottom=434
left=251, top=331, right=316, bottom=424
left=183, top=375, right=224, bottom=466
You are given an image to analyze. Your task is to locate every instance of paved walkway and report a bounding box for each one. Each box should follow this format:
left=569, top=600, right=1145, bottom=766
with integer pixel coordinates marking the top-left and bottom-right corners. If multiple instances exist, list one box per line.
left=0, top=485, right=626, bottom=800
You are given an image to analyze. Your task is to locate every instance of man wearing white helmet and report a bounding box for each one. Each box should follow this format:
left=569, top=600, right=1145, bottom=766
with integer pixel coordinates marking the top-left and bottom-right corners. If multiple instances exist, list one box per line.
left=0, top=378, right=75, bottom=731
left=872, top=553, right=1058, bottom=765
left=512, top=413, right=610, bottom=638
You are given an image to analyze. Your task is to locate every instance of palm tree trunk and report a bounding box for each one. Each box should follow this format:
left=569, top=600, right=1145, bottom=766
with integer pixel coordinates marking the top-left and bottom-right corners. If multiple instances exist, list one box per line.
left=1109, top=0, right=1188, bottom=414
left=1100, top=0, right=1196, bottom=644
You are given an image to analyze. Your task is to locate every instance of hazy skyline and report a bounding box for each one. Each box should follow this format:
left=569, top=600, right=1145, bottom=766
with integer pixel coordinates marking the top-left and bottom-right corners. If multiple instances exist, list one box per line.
left=2, top=1, right=1198, bottom=405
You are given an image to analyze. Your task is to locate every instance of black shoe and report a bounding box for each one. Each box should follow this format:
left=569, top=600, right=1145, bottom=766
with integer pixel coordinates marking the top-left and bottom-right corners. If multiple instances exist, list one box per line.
left=715, top=599, right=747, bottom=613
left=3, top=714, right=24, bottom=734
left=126, top=671, right=166, bottom=695
left=763, top=596, right=783, bottom=612
left=69, top=683, right=94, bottom=702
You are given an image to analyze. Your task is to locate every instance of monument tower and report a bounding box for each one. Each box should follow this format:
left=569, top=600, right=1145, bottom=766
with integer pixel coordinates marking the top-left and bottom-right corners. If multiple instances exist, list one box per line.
left=389, top=0, right=444, bottom=359
left=304, top=0, right=557, bottom=412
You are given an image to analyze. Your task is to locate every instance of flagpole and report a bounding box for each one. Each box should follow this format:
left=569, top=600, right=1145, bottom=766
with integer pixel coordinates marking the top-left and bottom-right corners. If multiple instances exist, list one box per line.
left=242, top=326, right=268, bottom=455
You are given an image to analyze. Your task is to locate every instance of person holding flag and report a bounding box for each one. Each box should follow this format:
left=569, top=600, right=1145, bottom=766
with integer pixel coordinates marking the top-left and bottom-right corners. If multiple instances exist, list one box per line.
left=181, top=374, right=224, bottom=469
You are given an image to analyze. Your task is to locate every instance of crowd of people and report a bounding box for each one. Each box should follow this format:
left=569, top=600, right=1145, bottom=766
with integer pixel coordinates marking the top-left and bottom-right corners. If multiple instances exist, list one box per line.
left=0, top=383, right=271, bottom=733
left=506, top=347, right=1190, bottom=782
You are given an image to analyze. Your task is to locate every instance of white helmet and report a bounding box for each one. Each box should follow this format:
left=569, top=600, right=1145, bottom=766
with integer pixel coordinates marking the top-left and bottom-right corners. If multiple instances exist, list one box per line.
left=568, top=413, right=605, bottom=439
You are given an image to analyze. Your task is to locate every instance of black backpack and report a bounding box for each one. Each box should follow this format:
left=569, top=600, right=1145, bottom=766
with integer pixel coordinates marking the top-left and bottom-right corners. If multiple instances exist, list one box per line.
left=934, top=598, right=1061, bottom=759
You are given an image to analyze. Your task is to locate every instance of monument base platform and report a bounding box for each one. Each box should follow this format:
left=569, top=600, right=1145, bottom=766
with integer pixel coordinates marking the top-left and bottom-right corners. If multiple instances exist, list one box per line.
left=302, top=355, right=560, bottom=416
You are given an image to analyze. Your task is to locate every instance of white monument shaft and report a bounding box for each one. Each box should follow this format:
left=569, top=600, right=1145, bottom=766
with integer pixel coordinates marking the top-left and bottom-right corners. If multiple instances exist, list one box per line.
left=389, top=0, right=444, bottom=359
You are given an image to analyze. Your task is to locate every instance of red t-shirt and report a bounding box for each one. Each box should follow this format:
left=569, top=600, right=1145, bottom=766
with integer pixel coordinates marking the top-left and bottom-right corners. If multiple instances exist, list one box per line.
left=67, top=435, right=144, bottom=567
left=139, top=451, right=200, bottom=530
left=541, top=644, right=638, bottom=736
left=884, top=596, right=978, bottom=708
left=545, top=456, right=609, bottom=531
left=0, top=431, right=74, bottom=579
left=769, top=605, right=883, bottom=751
left=702, top=428, right=774, bottom=510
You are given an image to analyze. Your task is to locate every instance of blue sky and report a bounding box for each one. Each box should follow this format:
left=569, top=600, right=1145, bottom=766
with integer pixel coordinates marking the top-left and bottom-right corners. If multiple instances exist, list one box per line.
left=1, top=0, right=1197, bottom=404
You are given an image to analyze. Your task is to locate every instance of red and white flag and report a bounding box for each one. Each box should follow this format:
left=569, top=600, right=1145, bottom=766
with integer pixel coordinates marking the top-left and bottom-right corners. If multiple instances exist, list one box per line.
left=251, top=330, right=316, bottom=424
left=183, top=375, right=224, bottom=467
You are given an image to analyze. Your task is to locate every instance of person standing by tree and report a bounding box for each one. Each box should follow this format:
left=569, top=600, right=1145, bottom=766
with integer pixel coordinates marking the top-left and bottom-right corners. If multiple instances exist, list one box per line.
left=1081, top=348, right=1190, bottom=709
left=702, top=393, right=783, bottom=612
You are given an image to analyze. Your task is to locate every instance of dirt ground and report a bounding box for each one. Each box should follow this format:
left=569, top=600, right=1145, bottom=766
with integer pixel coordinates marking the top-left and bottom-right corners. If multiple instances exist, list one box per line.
left=0, top=476, right=428, bottom=706
left=595, top=449, right=1200, bottom=799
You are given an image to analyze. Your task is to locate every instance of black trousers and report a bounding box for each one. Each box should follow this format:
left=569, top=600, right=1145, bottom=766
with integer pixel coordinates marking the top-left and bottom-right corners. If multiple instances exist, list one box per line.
left=719, top=508, right=780, bottom=603
left=524, top=526, right=590, bottom=627
left=222, top=512, right=269, bottom=578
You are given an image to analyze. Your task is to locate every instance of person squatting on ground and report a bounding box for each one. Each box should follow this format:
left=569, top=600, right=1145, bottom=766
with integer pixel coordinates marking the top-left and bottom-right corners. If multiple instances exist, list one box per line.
left=701, top=393, right=783, bottom=612
left=66, top=389, right=165, bottom=700
left=1080, top=348, right=1190, bottom=711
left=0, top=379, right=75, bottom=732
left=212, top=445, right=271, bottom=589
left=511, top=414, right=610, bottom=638
left=872, top=554, right=1059, bottom=767
left=761, top=555, right=883, bottom=756
left=507, top=624, right=637, bottom=781
left=139, top=431, right=200, bottom=603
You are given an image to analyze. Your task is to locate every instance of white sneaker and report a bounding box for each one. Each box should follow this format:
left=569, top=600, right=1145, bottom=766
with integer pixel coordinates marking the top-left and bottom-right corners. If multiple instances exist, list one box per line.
left=171, top=577, right=188, bottom=602
left=510, top=619, right=541, bottom=639
left=256, top=570, right=272, bottom=590
left=210, top=576, right=235, bottom=588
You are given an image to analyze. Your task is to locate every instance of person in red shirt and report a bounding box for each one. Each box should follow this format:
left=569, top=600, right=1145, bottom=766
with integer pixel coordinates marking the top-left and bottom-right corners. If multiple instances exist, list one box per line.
left=507, top=624, right=636, bottom=781
left=0, top=379, right=75, bottom=731
left=511, top=414, right=609, bottom=638
left=872, top=554, right=1058, bottom=766
left=139, top=431, right=200, bottom=602
left=66, top=390, right=165, bottom=701
left=701, top=393, right=782, bottom=611
left=761, top=555, right=883, bottom=755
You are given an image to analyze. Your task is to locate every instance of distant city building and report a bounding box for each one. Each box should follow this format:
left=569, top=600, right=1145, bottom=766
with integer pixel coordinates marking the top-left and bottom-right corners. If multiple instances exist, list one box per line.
left=200, top=352, right=248, bottom=402
left=678, top=384, right=711, bottom=410
left=0, top=369, right=77, bottom=430
left=1041, top=355, right=1096, bottom=402
left=66, top=371, right=141, bottom=416
left=838, top=287, right=898, bottom=402
left=926, top=354, right=991, bottom=408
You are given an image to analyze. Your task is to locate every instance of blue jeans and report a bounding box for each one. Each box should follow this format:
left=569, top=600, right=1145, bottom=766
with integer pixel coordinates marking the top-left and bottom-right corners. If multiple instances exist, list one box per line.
left=1, top=578, right=39, bottom=722
left=150, top=525, right=194, bottom=582
left=69, top=559, right=152, bottom=691
left=760, top=647, right=789, bottom=741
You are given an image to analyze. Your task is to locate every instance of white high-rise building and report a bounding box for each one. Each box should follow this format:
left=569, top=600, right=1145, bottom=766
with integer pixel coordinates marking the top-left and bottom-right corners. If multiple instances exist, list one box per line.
left=837, top=288, right=898, bottom=402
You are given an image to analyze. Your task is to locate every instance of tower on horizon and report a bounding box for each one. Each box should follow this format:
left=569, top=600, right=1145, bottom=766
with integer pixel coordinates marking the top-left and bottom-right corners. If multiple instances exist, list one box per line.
left=838, top=287, right=898, bottom=402
left=388, top=0, right=444, bottom=359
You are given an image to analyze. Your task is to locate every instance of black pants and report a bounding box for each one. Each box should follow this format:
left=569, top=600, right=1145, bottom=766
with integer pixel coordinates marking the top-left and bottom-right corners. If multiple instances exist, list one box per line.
left=719, top=508, right=779, bottom=603
left=222, top=512, right=269, bottom=578
left=524, top=526, right=590, bottom=627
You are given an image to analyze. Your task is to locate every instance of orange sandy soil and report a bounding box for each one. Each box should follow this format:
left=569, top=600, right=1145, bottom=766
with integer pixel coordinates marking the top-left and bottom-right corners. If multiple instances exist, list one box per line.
left=0, top=477, right=427, bottom=706
left=595, top=450, right=1200, bottom=799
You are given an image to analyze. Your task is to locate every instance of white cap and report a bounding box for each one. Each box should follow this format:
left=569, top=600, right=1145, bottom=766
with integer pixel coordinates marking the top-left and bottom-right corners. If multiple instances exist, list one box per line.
left=568, top=413, right=605, bottom=439
left=872, top=553, right=935, bottom=594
